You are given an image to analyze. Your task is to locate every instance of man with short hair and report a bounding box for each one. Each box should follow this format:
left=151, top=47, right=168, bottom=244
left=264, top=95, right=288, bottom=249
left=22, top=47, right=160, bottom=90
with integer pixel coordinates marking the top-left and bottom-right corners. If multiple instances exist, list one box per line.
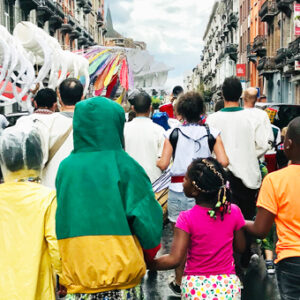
left=33, top=88, right=57, bottom=113
left=207, top=77, right=270, bottom=220
left=42, top=78, right=84, bottom=188
left=243, top=87, right=273, bottom=153
left=124, top=91, right=165, bottom=183
left=57, top=78, right=84, bottom=118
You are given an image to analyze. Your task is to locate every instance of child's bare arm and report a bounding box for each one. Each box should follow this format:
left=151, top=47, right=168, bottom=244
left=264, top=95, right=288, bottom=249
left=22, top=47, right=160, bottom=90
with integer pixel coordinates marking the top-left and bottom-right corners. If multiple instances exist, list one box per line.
left=245, top=207, right=275, bottom=238
left=148, top=228, right=189, bottom=270
left=233, top=228, right=246, bottom=253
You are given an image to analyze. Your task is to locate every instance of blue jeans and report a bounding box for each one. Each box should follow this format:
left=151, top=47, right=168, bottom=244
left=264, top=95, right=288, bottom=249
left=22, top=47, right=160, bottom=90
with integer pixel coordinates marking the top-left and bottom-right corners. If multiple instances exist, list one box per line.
left=276, top=257, right=300, bottom=300
left=167, top=190, right=195, bottom=223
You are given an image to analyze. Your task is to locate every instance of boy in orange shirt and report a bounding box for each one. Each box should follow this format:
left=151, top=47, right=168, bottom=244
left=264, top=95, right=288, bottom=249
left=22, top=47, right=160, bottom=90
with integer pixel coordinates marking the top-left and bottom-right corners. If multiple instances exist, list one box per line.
left=245, top=116, right=300, bottom=300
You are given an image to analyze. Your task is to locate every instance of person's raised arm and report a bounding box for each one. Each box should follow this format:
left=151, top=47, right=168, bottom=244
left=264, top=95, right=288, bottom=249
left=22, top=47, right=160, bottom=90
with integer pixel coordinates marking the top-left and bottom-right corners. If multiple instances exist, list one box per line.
left=213, top=135, right=229, bottom=168
left=149, top=228, right=189, bottom=270
left=157, top=139, right=173, bottom=171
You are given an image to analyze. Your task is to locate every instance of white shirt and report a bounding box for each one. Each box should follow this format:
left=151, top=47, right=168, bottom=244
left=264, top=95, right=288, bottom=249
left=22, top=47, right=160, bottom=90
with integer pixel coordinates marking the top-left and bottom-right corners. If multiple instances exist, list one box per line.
left=165, top=124, right=220, bottom=192
left=124, top=117, right=165, bottom=183
left=244, top=107, right=273, bottom=156
left=207, top=107, right=270, bottom=189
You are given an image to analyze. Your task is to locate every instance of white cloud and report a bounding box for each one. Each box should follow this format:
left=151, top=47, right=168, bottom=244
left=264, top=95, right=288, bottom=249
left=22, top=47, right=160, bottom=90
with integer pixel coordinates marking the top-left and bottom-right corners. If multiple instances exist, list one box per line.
left=107, top=0, right=215, bottom=85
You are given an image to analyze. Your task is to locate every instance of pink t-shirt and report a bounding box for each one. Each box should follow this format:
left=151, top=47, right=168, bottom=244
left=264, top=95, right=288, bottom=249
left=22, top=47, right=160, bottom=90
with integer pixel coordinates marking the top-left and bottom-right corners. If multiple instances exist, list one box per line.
left=176, top=204, right=245, bottom=276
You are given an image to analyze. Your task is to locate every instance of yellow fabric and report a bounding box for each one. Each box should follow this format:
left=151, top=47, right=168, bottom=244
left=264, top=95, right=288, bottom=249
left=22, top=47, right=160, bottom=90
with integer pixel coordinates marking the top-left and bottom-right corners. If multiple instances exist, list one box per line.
left=257, top=165, right=300, bottom=263
left=88, top=49, right=110, bottom=64
left=104, top=54, right=120, bottom=87
left=0, top=181, right=61, bottom=300
left=58, top=235, right=146, bottom=294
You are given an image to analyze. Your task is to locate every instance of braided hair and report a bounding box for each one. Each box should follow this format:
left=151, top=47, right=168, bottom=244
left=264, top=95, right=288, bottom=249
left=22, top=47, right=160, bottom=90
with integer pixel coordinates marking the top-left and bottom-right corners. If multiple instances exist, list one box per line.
left=187, top=157, right=231, bottom=220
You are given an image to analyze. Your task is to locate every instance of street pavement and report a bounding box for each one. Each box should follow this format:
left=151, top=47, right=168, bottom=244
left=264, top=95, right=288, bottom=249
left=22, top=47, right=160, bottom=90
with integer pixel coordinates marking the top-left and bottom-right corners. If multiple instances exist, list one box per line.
left=142, top=223, right=281, bottom=300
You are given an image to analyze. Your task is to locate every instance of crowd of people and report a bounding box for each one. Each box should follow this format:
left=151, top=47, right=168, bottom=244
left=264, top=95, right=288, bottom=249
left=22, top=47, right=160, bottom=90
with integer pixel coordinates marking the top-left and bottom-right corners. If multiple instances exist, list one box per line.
left=0, top=76, right=299, bottom=300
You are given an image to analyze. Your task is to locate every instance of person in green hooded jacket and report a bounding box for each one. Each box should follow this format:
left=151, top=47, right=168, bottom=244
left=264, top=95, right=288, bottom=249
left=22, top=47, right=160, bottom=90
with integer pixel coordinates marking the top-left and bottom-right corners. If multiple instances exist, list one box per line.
left=55, top=96, right=163, bottom=300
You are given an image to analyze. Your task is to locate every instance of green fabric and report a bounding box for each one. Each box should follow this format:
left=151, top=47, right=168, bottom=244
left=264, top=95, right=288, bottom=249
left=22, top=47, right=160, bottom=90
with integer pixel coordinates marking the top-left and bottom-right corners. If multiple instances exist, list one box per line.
left=56, top=97, right=163, bottom=250
left=220, top=107, right=243, bottom=112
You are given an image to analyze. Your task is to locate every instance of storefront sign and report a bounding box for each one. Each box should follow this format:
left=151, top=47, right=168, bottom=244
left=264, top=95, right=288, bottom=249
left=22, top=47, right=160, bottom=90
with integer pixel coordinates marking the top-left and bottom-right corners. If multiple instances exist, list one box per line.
left=236, top=64, right=246, bottom=77
left=295, top=3, right=300, bottom=36
left=295, top=60, right=300, bottom=71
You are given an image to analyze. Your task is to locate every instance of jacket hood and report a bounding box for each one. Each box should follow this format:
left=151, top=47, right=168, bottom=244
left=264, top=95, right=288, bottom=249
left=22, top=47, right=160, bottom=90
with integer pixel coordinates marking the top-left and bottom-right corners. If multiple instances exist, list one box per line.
left=73, top=97, right=125, bottom=152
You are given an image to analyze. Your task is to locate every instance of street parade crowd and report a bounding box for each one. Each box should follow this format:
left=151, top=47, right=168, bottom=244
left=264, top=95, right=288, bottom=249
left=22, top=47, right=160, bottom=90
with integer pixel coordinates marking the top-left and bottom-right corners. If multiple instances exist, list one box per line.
left=0, top=76, right=300, bottom=300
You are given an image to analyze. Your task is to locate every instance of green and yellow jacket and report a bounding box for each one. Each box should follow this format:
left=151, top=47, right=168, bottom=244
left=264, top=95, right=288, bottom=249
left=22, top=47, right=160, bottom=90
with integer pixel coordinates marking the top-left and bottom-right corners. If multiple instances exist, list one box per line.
left=55, top=97, right=163, bottom=294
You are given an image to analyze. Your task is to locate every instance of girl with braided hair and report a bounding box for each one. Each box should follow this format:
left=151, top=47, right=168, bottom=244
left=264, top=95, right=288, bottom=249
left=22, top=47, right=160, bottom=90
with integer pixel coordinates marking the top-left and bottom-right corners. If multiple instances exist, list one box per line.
left=150, top=157, right=246, bottom=300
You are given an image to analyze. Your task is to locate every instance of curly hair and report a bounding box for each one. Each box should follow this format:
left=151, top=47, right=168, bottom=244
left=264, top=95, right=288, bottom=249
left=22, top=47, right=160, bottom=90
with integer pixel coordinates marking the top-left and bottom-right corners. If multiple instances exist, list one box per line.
left=187, top=157, right=231, bottom=220
left=176, top=92, right=205, bottom=123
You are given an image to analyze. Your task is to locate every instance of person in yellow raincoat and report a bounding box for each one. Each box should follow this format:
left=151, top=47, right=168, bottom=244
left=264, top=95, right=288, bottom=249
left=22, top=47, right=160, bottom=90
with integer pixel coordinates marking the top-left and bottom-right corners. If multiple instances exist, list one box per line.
left=0, top=126, right=61, bottom=300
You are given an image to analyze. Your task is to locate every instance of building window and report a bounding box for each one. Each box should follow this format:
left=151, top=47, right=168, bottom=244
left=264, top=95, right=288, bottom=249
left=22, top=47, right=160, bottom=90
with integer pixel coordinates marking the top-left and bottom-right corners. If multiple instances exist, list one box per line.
left=4, top=0, right=14, bottom=33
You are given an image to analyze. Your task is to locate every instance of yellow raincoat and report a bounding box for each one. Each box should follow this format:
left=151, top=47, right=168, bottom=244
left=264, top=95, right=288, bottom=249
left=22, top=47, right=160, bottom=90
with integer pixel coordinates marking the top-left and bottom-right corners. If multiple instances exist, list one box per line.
left=0, top=171, right=61, bottom=300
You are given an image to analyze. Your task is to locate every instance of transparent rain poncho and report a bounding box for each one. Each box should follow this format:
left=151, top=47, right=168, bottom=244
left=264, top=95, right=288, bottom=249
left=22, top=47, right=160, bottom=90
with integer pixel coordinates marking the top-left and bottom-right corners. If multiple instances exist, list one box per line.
left=0, top=126, right=43, bottom=180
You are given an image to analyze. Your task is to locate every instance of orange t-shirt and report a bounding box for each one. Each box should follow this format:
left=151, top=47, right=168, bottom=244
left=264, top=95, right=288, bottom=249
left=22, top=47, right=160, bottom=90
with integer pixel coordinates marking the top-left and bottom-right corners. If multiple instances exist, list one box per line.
left=257, top=165, right=300, bottom=262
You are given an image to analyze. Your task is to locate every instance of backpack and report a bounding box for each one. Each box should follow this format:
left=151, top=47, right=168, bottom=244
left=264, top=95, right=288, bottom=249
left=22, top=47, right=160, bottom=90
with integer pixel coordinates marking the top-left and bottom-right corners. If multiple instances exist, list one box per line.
left=169, top=124, right=216, bottom=159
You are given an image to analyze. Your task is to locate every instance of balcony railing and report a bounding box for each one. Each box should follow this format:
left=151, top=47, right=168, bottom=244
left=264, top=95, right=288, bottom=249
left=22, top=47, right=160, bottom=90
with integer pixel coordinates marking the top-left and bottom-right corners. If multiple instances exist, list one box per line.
left=96, top=10, right=104, bottom=26
left=276, top=0, right=293, bottom=17
left=252, top=35, right=267, bottom=57
left=287, top=37, right=300, bottom=63
left=83, top=1, right=92, bottom=14
left=275, top=48, right=288, bottom=69
left=76, top=0, right=86, bottom=7
left=257, top=56, right=277, bottom=76
left=227, top=12, right=238, bottom=30
left=247, top=43, right=257, bottom=63
left=20, top=0, right=41, bottom=11
left=259, top=1, right=279, bottom=23
left=225, top=43, right=238, bottom=54
left=60, top=23, right=73, bottom=33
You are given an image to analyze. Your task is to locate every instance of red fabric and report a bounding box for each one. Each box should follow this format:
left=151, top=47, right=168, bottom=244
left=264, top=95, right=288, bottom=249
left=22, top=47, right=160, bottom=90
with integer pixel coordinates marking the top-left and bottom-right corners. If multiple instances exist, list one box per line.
left=143, top=244, right=161, bottom=261
left=159, top=103, right=174, bottom=118
left=0, top=81, right=27, bottom=101
left=119, top=58, right=129, bottom=91
left=105, top=75, right=118, bottom=98
left=171, top=176, right=185, bottom=183
left=265, top=153, right=277, bottom=173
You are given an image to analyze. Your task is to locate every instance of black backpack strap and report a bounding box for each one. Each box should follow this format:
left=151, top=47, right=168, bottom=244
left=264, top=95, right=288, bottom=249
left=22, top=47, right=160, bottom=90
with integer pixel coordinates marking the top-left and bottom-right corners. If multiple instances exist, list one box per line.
left=169, top=128, right=179, bottom=159
left=204, top=124, right=216, bottom=153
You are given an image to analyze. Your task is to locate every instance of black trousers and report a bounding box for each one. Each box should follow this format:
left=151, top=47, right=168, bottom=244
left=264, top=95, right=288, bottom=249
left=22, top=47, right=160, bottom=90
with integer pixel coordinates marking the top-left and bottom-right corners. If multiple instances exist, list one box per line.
left=276, top=257, right=300, bottom=300
left=228, top=172, right=259, bottom=270
left=228, top=172, right=259, bottom=220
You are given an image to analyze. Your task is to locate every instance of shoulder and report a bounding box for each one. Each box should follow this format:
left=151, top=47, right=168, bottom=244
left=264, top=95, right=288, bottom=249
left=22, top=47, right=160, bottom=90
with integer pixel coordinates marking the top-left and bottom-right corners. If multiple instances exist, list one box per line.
left=230, top=204, right=243, bottom=215
left=32, top=183, right=56, bottom=206
left=264, top=167, right=288, bottom=183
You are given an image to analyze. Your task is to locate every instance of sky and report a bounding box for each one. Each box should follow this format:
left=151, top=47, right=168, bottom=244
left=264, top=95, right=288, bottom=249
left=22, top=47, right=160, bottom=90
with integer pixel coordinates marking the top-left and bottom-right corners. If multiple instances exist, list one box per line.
left=106, top=0, right=215, bottom=91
